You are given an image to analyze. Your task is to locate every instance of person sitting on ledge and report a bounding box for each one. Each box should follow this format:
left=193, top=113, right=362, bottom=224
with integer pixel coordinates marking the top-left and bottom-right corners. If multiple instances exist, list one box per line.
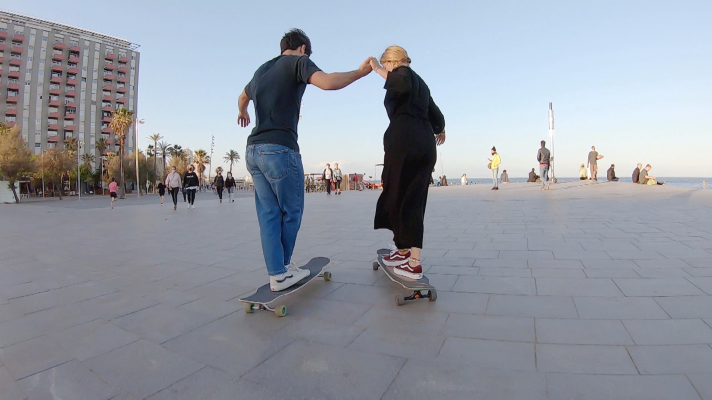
left=632, top=163, right=642, bottom=184
left=607, top=164, right=619, bottom=181
left=638, top=164, right=665, bottom=185
left=527, top=168, right=538, bottom=182
left=500, top=170, right=509, bottom=184
left=579, top=164, right=588, bottom=180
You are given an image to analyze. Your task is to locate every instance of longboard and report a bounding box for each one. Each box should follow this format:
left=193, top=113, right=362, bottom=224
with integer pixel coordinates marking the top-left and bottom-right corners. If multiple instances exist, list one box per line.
left=240, top=257, right=331, bottom=317
left=373, top=249, right=437, bottom=306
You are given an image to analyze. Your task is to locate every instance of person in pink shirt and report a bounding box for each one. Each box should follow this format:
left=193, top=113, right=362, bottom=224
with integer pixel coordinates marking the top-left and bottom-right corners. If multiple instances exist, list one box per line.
left=108, top=178, right=118, bottom=209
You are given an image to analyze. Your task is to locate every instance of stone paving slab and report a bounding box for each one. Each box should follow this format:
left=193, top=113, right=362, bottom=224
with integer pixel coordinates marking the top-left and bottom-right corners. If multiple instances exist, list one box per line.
left=1, top=183, right=711, bottom=398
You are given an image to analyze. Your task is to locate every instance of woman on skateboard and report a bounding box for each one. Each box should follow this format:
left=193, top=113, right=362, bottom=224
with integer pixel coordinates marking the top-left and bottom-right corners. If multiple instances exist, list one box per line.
left=371, top=46, right=446, bottom=280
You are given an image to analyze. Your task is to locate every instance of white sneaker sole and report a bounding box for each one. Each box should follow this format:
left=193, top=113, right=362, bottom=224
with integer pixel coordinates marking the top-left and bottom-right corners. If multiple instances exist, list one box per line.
left=381, top=256, right=410, bottom=267
left=393, top=267, right=423, bottom=280
left=270, top=270, right=310, bottom=292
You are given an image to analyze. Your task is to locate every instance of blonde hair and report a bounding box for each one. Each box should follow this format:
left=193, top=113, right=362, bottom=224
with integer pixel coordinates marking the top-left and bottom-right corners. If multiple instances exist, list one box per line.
left=380, top=46, right=411, bottom=68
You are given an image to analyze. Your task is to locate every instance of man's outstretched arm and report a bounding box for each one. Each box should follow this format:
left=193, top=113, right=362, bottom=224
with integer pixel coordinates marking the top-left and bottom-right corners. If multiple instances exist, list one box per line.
left=238, top=90, right=250, bottom=127
left=309, top=57, right=374, bottom=90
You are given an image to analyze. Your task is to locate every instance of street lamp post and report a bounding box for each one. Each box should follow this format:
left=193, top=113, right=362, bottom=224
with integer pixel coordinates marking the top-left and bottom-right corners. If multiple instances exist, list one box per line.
left=77, top=140, right=83, bottom=200
left=134, top=118, right=145, bottom=200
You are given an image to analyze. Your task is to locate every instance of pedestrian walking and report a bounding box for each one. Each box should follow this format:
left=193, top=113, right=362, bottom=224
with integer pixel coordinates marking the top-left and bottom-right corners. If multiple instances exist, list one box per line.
left=323, top=163, right=333, bottom=195
left=587, top=146, right=604, bottom=181
left=225, top=172, right=236, bottom=202
left=488, top=146, right=501, bottom=190
left=108, top=177, right=118, bottom=209
left=370, top=46, right=446, bottom=280
left=183, top=165, right=199, bottom=209
left=213, top=170, right=225, bottom=203
left=157, top=181, right=166, bottom=205
left=333, top=163, right=343, bottom=195
left=537, top=140, right=551, bottom=190
left=237, top=28, right=372, bottom=291
left=165, top=166, right=182, bottom=210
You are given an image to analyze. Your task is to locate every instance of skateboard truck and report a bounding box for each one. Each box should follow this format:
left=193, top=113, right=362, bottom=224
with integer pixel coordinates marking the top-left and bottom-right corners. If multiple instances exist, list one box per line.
left=372, top=260, right=437, bottom=306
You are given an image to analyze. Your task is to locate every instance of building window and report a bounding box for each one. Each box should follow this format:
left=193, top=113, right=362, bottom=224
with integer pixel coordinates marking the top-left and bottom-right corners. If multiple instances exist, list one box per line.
left=82, top=77, right=87, bottom=82
left=42, top=37, right=47, bottom=41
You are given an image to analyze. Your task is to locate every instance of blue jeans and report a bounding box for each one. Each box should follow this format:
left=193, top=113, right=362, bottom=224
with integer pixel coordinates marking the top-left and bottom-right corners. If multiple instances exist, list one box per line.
left=246, top=144, right=305, bottom=276
left=492, top=168, right=499, bottom=188
left=540, top=165, right=549, bottom=189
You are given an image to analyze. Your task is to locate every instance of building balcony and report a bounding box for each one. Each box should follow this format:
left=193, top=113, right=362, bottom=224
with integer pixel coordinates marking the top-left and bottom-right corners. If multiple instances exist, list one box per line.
left=52, top=65, right=63, bottom=72
left=68, top=56, right=80, bottom=63
left=49, top=89, right=61, bottom=96
left=102, top=116, right=113, bottom=123
left=103, top=85, right=115, bottom=91
left=49, top=112, right=60, bottom=118
left=117, top=87, right=127, bottom=94
left=106, top=138, right=115, bottom=145
left=48, top=136, right=61, bottom=143
left=11, top=46, right=23, bottom=54
left=64, top=125, right=76, bottom=131
left=10, top=59, right=22, bottom=67
left=8, top=71, right=20, bottom=79
left=65, top=102, right=77, bottom=108
left=64, top=113, right=76, bottom=120
left=0, top=56, right=4, bottom=64
left=53, top=42, right=65, bottom=50
left=0, top=43, right=5, bottom=51
left=66, top=79, right=77, bottom=85
left=13, top=34, right=25, bottom=42
left=50, top=77, right=62, bottom=84
left=119, top=56, right=130, bottom=63
left=6, top=96, right=19, bottom=103
left=49, top=100, right=60, bottom=107
left=52, top=53, right=64, bottom=61
left=102, top=95, right=113, bottom=102
left=104, top=64, right=116, bottom=71
left=103, top=75, right=115, bottom=82
left=69, top=46, right=80, bottom=53
left=5, top=108, right=18, bottom=116
left=68, top=68, right=78, bottom=74
left=117, top=77, right=128, bottom=83
left=0, top=31, right=6, bottom=39
left=7, top=83, right=20, bottom=90
left=118, top=66, right=129, bottom=73
left=116, top=97, right=127, bottom=104
left=105, top=53, right=116, bottom=61
left=102, top=127, right=112, bottom=134
left=102, top=106, right=114, bottom=112
left=48, top=124, right=60, bottom=131
left=65, top=90, right=77, bottom=97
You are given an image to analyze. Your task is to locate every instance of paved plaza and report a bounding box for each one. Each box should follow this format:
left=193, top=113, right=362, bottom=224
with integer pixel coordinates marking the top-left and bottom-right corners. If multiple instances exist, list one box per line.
left=1, top=180, right=712, bottom=399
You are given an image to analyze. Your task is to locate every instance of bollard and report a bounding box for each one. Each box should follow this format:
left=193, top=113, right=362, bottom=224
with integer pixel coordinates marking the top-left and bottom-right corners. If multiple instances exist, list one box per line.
left=704, top=180, right=706, bottom=190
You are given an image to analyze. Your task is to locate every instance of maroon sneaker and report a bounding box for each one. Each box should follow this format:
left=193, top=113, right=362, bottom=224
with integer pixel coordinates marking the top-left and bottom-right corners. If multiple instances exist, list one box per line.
left=382, top=249, right=410, bottom=267
left=393, top=259, right=423, bottom=280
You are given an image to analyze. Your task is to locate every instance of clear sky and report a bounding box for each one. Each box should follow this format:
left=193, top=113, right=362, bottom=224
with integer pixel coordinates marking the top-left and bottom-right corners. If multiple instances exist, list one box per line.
left=11, top=0, right=712, bottom=179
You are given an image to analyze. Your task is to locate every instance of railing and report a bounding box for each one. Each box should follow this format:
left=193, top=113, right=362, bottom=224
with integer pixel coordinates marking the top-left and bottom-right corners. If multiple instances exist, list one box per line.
left=691, top=180, right=707, bottom=189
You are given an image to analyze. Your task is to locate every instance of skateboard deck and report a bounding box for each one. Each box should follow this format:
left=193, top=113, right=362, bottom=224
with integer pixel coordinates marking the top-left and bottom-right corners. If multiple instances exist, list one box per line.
left=373, top=249, right=437, bottom=305
left=240, top=257, right=331, bottom=317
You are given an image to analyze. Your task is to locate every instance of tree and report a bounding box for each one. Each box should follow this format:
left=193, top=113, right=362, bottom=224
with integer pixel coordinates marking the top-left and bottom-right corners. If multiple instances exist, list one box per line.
left=96, top=138, right=109, bottom=156
left=38, top=149, right=74, bottom=200
left=167, top=153, right=189, bottom=177
left=193, top=149, right=210, bottom=182
left=223, top=150, right=240, bottom=173
left=0, top=123, right=35, bottom=203
left=109, top=107, right=134, bottom=198
left=157, top=141, right=172, bottom=177
left=106, top=151, right=155, bottom=193
left=147, top=133, right=162, bottom=192
left=82, top=153, right=95, bottom=167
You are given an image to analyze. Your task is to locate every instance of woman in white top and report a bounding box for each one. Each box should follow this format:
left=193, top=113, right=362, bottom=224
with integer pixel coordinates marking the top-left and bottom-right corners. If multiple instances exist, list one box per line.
left=579, top=164, right=588, bottom=180
left=461, top=174, right=467, bottom=186
left=333, top=163, right=343, bottom=195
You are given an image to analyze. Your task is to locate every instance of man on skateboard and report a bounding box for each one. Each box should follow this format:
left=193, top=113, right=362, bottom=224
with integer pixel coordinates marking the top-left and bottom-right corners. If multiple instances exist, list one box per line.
left=238, top=29, right=373, bottom=291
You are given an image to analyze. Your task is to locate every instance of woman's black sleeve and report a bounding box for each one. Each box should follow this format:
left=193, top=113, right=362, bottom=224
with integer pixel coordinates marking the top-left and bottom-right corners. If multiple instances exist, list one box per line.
left=428, top=96, right=445, bottom=134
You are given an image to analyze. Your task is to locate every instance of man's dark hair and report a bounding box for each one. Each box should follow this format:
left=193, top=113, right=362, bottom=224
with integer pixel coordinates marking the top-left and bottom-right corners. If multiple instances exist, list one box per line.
left=541, top=140, right=546, bottom=146
left=280, top=29, right=312, bottom=56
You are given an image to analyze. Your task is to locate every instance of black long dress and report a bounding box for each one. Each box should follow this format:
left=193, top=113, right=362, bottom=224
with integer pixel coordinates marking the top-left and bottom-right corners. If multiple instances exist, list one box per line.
left=374, top=66, right=445, bottom=249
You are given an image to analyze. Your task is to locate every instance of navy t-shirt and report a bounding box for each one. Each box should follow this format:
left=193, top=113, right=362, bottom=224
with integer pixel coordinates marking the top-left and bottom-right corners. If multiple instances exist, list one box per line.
left=245, top=55, right=322, bottom=152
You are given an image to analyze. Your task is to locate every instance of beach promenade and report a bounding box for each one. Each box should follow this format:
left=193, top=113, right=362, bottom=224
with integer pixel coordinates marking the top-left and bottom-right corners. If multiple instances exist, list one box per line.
left=1, top=180, right=712, bottom=399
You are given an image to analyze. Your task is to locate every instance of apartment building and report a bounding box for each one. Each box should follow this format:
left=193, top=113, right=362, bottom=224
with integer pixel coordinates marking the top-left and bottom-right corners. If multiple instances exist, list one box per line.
left=0, top=10, right=140, bottom=167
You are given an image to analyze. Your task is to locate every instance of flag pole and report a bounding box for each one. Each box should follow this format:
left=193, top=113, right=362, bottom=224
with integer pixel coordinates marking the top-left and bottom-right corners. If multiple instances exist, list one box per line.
left=548, top=102, right=556, bottom=183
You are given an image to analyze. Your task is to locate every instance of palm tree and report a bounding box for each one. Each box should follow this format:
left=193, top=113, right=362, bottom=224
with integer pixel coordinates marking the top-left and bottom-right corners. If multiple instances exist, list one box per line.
left=157, top=141, right=172, bottom=178
left=147, top=133, right=162, bottom=192
left=64, top=137, right=78, bottom=154
left=109, top=107, right=134, bottom=198
left=81, top=153, right=95, bottom=167
left=95, top=138, right=109, bottom=195
left=193, top=149, right=210, bottom=183
left=223, top=150, right=240, bottom=173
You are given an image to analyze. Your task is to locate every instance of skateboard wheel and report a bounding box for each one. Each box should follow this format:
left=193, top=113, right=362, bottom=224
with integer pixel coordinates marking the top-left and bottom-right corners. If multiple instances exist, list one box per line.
left=275, top=305, right=287, bottom=317
left=395, top=294, right=404, bottom=306
left=323, top=271, right=332, bottom=281
left=372, top=262, right=379, bottom=270
left=244, top=303, right=254, bottom=314
left=428, top=290, right=438, bottom=302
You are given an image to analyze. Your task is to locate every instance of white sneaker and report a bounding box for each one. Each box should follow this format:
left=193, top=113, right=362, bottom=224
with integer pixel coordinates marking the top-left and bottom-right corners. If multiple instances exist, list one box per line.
left=187, top=204, right=190, bottom=209
left=270, top=263, right=310, bottom=292
left=191, top=205, right=195, bottom=210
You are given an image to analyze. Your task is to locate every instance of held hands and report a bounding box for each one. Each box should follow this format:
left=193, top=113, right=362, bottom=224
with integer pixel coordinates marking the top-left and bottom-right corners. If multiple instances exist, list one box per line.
left=359, top=57, right=376, bottom=76
left=237, top=110, right=251, bottom=128
left=369, top=58, right=381, bottom=71
left=435, top=130, right=446, bottom=146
